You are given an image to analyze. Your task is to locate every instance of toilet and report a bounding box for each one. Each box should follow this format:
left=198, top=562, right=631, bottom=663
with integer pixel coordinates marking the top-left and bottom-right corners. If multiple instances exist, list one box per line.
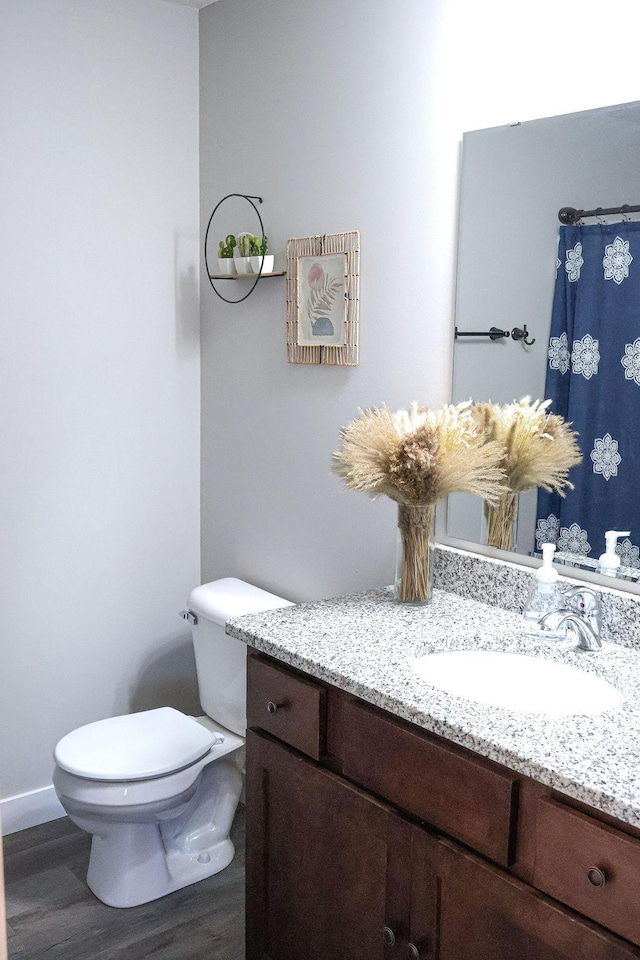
left=53, top=578, right=293, bottom=908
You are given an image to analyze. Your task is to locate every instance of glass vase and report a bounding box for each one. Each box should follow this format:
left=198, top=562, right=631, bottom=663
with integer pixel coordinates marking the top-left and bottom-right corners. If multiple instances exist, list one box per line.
left=484, top=492, right=518, bottom=552
left=394, top=502, right=435, bottom=605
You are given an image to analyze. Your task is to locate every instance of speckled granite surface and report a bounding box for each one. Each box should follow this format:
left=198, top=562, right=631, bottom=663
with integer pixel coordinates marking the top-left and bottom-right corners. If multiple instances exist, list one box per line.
left=434, top=543, right=640, bottom=648
left=228, top=586, right=640, bottom=828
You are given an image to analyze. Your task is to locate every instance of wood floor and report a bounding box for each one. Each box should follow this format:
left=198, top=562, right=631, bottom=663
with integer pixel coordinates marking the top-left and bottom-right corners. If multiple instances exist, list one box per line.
left=4, top=807, right=245, bottom=959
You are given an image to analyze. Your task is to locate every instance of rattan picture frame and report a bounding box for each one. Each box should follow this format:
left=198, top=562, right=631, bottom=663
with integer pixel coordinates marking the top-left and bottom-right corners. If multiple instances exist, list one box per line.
left=286, top=230, right=360, bottom=365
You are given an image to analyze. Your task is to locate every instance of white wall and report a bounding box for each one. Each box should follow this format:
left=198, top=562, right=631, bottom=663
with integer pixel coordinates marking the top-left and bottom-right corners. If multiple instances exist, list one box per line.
left=199, top=0, right=640, bottom=604
left=1, top=0, right=201, bottom=831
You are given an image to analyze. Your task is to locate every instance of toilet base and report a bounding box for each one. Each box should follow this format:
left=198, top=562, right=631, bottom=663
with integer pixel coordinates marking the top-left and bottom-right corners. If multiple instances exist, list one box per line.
left=87, top=828, right=236, bottom=908
left=84, top=756, right=243, bottom=908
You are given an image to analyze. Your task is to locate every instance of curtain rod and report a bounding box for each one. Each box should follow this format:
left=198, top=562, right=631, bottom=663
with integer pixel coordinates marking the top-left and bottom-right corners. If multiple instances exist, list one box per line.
left=559, top=204, right=640, bottom=224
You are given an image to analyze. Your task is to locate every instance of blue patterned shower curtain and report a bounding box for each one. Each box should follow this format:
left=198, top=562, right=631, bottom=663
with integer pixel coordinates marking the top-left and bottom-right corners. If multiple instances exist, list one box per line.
left=536, top=221, right=640, bottom=569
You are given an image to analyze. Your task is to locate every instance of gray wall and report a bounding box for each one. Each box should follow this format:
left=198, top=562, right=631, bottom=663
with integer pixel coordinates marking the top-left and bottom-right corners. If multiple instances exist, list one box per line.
left=199, top=0, right=452, bottom=601
left=1, top=0, right=201, bottom=830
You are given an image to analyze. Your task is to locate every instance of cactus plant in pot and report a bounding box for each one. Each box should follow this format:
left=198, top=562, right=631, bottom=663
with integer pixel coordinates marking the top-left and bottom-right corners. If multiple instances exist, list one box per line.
left=217, top=234, right=237, bottom=275
left=234, top=232, right=255, bottom=275
left=249, top=235, right=274, bottom=275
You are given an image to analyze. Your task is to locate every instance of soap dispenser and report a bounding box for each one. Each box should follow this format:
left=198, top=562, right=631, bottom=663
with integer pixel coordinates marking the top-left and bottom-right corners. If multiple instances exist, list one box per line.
left=598, top=530, right=630, bottom=577
left=522, top=543, right=565, bottom=639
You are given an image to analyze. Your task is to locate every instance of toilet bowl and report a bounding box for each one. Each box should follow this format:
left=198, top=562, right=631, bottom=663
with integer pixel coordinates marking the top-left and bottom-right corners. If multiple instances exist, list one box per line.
left=53, top=578, right=293, bottom=908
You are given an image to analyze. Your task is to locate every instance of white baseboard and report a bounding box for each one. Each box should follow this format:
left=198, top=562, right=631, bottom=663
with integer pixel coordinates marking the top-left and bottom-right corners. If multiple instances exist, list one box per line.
left=1, top=785, right=66, bottom=836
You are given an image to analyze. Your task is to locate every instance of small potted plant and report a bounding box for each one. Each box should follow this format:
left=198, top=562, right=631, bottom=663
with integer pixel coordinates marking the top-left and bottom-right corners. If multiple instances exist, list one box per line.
left=249, top=235, right=274, bottom=275
left=234, top=232, right=255, bottom=275
left=217, top=235, right=237, bottom=275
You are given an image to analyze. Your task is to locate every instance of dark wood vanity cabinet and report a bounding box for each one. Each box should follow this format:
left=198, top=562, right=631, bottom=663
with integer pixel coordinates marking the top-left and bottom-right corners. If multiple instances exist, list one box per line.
left=247, top=730, right=441, bottom=960
left=247, top=730, right=401, bottom=960
left=245, top=651, right=640, bottom=960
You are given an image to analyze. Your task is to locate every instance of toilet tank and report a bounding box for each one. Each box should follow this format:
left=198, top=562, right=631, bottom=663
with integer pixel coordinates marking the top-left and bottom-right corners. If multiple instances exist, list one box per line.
left=186, top=578, right=293, bottom=737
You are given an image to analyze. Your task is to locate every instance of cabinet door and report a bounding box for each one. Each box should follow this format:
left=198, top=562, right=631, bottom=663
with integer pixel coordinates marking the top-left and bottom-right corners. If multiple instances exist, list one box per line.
left=436, top=839, right=640, bottom=960
left=246, top=730, right=415, bottom=960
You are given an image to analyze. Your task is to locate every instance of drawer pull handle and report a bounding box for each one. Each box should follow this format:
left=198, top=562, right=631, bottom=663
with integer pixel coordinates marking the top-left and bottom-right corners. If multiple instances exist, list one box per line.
left=382, top=926, right=396, bottom=946
left=266, top=700, right=282, bottom=715
left=587, top=866, right=607, bottom=888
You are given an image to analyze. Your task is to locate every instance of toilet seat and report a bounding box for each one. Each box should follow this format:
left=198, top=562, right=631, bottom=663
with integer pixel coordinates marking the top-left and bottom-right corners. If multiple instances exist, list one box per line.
left=53, top=716, right=244, bottom=813
left=54, top=707, right=218, bottom=781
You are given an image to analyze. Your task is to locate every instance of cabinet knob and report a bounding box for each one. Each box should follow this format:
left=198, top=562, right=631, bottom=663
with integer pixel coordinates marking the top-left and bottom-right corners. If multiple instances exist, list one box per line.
left=266, top=701, right=280, bottom=715
left=587, top=866, right=607, bottom=888
left=407, top=943, right=420, bottom=959
left=382, top=926, right=396, bottom=946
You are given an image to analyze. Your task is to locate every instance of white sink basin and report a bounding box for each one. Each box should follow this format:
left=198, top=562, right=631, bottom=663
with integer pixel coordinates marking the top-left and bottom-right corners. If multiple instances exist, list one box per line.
left=412, top=649, right=624, bottom=716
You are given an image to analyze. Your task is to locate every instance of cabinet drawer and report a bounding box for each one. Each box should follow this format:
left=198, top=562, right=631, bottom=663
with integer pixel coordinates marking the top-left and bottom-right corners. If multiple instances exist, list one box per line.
left=247, top=655, right=325, bottom=760
left=534, top=797, right=640, bottom=945
left=341, top=699, right=518, bottom=866
left=439, top=837, right=640, bottom=960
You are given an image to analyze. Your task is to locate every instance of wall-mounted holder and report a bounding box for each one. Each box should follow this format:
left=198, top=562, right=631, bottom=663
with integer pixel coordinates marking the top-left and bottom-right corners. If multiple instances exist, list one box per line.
left=454, top=326, right=510, bottom=340
left=209, top=270, right=286, bottom=281
left=203, top=193, right=284, bottom=304
left=511, top=325, right=536, bottom=345
left=454, top=325, right=535, bottom=345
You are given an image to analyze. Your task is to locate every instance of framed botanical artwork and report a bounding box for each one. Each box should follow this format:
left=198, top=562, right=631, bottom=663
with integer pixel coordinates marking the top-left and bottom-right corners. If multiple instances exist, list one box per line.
left=286, top=230, right=360, bottom=365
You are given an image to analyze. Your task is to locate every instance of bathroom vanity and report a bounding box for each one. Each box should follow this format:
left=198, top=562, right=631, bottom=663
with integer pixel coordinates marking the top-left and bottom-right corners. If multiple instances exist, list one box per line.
left=229, top=574, right=640, bottom=960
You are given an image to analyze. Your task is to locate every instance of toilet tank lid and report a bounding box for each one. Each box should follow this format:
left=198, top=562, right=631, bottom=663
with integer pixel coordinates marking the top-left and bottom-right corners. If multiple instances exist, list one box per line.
left=188, top=577, right=294, bottom=625
left=53, top=707, right=217, bottom=781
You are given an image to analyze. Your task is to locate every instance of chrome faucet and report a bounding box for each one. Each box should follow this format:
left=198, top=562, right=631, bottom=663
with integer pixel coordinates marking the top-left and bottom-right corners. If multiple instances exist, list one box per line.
left=538, top=586, right=603, bottom=652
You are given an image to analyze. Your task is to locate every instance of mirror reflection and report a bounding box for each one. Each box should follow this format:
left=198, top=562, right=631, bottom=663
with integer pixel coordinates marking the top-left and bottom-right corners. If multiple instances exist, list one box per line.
left=448, top=100, right=640, bottom=582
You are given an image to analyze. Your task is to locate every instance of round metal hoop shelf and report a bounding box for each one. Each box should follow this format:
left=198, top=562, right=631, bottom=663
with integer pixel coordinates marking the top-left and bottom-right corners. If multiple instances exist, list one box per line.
left=204, top=193, right=267, bottom=304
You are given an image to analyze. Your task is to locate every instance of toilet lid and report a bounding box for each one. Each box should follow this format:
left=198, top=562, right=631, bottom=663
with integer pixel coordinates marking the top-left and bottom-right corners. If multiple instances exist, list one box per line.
left=54, top=707, right=217, bottom=781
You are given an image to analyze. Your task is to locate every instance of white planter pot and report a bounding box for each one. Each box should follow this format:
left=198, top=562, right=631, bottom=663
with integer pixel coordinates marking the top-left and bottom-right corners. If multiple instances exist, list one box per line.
left=217, top=258, right=237, bottom=276
left=234, top=256, right=253, bottom=275
left=249, top=255, right=275, bottom=275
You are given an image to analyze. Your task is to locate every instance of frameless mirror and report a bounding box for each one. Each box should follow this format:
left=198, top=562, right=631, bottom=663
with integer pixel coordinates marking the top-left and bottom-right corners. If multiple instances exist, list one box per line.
left=448, top=100, right=640, bottom=584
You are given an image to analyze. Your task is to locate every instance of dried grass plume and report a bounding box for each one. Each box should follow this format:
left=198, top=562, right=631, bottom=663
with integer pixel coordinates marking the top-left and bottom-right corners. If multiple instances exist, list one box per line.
left=471, top=397, right=582, bottom=495
left=333, top=400, right=506, bottom=506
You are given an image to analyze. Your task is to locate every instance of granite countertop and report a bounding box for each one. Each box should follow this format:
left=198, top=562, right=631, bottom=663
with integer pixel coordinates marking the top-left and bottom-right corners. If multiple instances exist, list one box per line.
left=227, top=587, right=640, bottom=828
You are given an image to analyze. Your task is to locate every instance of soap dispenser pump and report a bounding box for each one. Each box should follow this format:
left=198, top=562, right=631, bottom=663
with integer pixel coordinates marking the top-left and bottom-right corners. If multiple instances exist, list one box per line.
left=522, top=543, right=565, bottom=639
left=598, top=530, right=630, bottom=577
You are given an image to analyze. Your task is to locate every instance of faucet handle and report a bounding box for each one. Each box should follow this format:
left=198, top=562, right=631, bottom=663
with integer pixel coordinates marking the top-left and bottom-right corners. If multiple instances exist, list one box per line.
left=562, top=586, right=601, bottom=618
